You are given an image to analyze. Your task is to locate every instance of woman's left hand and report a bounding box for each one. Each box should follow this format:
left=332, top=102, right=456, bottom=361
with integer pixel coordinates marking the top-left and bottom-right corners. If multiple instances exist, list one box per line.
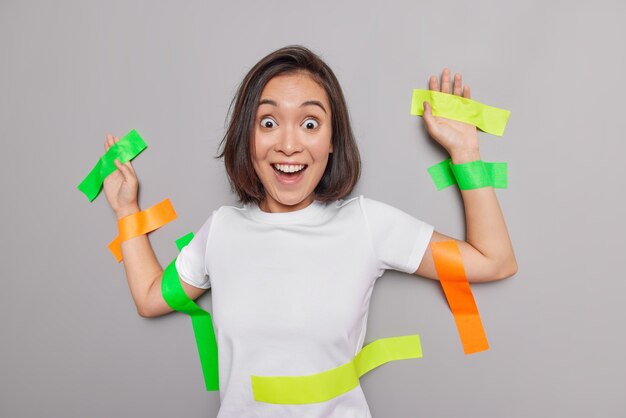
left=422, top=68, right=480, bottom=161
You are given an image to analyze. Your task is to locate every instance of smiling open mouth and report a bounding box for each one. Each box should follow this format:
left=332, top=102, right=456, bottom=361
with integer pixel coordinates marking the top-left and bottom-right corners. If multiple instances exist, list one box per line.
left=272, top=163, right=308, bottom=177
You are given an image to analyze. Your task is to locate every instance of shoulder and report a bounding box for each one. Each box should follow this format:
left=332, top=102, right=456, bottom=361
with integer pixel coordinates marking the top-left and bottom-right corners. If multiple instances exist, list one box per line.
left=329, top=195, right=405, bottom=227
left=331, top=194, right=399, bottom=215
left=348, top=195, right=401, bottom=217
left=209, top=203, right=248, bottom=222
left=323, top=195, right=362, bottom=220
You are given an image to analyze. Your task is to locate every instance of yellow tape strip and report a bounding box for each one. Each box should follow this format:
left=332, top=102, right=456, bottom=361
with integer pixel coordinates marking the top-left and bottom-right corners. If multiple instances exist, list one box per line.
left=410, top=89, right=510, bottom=136
left=251, top=335, right=422, bottom=404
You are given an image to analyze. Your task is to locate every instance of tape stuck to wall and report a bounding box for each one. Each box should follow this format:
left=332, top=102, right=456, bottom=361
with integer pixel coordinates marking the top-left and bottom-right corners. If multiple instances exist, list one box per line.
left=108, top=198, right=177, bottom=262
left=251, top=335, right=422, bottom=404
left=431, top=240, right=489, bottom=354
left=77, top=129, right=147, bottom=201
left=410, top=89, right=510, bottom=136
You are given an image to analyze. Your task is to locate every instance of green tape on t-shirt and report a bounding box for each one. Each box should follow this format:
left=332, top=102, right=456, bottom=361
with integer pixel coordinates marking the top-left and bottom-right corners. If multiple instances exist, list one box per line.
left=162, top=233, right=219, bottom=391
left=428, top=159, right=508, bottom=190
left=77, top=129, right=147, bottom=201
left=410, top=89, right=510, bottom=136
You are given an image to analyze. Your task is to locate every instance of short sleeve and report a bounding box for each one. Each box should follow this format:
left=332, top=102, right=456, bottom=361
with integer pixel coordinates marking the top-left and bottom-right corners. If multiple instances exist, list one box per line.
left=174, top=213, right=214, bottom=289
left=360, top=196, right=434, bottom=274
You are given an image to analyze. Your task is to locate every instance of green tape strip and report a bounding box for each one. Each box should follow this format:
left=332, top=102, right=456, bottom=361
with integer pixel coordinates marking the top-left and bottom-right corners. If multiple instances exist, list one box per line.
left=175, top=232, right=195, bottom=250
left=410, top=89, right=510, bottom=136
left=161, top=233, right=219, bottom=391
left=251, top=335, right=422, bottom=404
left=77, top=129, right=147, bottom=201
left=485, top=162, right=508, bottom=188
left=428, top=159, right=507, bottom=190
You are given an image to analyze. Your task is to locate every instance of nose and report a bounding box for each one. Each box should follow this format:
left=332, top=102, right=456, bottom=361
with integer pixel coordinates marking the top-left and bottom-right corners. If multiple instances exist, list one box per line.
left=274, top=125, right=303, bottom=155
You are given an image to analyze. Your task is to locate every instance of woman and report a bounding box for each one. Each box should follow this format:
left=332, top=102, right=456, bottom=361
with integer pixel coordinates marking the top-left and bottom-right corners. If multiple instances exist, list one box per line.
left=103, top=45, right=517, bottom=417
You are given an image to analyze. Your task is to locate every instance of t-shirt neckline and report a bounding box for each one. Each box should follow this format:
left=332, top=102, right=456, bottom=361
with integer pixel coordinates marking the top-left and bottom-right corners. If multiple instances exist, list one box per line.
left=245, top=199, right=326, bottom=224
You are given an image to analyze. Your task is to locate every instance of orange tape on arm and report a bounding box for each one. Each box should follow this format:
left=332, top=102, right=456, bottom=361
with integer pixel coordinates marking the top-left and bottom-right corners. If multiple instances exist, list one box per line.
left=108, top=198, right=177, bottom=262
left=431, top=241, right=489, bottom=354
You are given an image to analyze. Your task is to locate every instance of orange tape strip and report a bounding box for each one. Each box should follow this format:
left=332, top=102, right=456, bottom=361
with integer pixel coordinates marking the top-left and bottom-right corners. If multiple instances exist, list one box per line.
left=108, top=198, right=177, bottom=262
left=431, top=241, right=489, bottom=354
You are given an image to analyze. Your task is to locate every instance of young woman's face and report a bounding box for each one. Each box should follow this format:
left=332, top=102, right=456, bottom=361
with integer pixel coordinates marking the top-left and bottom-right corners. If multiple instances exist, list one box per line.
left=252, top=72, right=333, bottom=213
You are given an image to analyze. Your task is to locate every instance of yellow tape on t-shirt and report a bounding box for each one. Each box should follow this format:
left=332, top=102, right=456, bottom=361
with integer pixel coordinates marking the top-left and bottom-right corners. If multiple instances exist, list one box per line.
left=251, top=334, right=422, bottom=404
left=410, top=89, right=510, bottom=136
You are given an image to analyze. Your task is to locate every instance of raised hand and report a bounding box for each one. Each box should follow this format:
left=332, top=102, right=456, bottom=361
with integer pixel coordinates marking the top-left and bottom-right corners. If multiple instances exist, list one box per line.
left=102, top=134, right=140, bottom=218
left=422, top=68, right=480, bottom=162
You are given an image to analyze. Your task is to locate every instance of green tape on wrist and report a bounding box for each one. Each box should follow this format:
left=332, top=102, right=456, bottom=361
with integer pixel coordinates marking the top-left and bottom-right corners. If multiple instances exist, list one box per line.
left=410, top=89, right=510, bottom=136
left=451, top=160, right=492, bottom=189
left=427, top=160, right=457, bottom=190
left=162, top=233, right=219, bottom=391
left=428, top=159, right=508, bottom=190
left=77, top=129, right=147, bottom=201
left=485, top=162, right=508, bottom=188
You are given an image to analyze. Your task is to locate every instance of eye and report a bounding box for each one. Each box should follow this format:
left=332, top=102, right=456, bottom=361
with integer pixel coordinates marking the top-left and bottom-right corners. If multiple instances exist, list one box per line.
left=302, top=118, right=319, bottom=130
left=260, top=117, right=277, bottom=129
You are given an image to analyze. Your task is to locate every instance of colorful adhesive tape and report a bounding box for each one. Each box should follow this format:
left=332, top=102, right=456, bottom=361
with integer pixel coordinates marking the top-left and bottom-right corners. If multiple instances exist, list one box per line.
left=428, top=159, right=508, bottom=191
left=431, top=241, right=489, bottom=354
left=77, top=129, right=147, bottom=201
left=161, top=233, right=219, bottom=391
left=108, top=198, right=177, bottom=262
left=251, top=335, right=422, bottom=404
left=410, top=89, right=510, bottom=136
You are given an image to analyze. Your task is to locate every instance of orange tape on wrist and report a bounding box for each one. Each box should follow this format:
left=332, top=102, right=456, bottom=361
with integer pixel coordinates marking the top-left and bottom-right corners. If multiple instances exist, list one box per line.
left=431, top=241, right=489, bottom=354
left=108, top=198, right=177, bottom=262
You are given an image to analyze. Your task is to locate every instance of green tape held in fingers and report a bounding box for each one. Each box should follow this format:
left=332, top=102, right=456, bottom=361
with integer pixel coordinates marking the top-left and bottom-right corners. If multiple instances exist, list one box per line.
left=428, top=159, right=508, bottom=190
left=162, top=233, right=219, bottom=391
left=77, top=129, right=147, bottom=201
left=410, top=89, right=510, bottom=136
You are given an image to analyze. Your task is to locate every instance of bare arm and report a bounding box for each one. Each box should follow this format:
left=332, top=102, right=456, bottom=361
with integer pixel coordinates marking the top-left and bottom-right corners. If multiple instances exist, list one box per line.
left=414, top=69, right=517, bottom=283
left=103, top=135, right=207, bottom=317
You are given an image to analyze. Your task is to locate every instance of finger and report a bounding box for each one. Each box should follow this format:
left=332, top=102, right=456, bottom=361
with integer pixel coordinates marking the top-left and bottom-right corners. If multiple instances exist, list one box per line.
left=453, top=73, right=462, bottom=96
left=429, top=75, right=439, bottom=91
left=105, top=134, right=114, bottom=152
left=124, top=160, right=136, bottom=176
left=422, top=102, right=438, bottom=134
left=441, top=68, right=451, bottom=94
left=114, top=159, right=131, bottom=183
left=423, top=101, right=432, bottom=118
left=121, top=161, right=138, bottom=183
left=463, top=85, right=471, bottom=99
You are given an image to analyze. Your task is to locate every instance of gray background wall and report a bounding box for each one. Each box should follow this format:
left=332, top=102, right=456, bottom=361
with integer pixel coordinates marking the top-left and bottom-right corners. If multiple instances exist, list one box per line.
left=1, top=0, right=624, bottom=417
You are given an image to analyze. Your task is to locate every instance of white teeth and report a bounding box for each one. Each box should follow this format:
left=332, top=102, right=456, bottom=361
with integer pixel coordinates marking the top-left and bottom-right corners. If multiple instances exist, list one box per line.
left=274, top=164, right=305, bottom=173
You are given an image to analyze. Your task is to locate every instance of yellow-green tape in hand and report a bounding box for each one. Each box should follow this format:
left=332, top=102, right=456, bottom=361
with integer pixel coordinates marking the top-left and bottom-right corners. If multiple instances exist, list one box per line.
left=77, top=129, right=147, bottom=201
left=428, top=159, right=508, bottom=190
left=161, top=232, right=219, bottom=391
left=411, top=89, right=510, bottom=136
left=251, top=335, right=422, bottom=404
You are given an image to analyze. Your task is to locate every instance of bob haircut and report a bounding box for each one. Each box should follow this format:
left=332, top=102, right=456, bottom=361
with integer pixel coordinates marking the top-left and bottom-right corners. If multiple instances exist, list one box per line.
left=217, top=45, right=361, bottom=205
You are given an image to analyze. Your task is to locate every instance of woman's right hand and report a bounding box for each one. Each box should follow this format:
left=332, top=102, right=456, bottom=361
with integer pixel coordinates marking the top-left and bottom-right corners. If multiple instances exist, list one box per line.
left=102, top=134, right=140, bottom=219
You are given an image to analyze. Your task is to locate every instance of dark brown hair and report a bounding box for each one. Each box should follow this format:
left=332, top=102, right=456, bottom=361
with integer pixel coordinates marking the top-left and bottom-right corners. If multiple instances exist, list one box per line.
left=216, top=45, right=361, bottom=204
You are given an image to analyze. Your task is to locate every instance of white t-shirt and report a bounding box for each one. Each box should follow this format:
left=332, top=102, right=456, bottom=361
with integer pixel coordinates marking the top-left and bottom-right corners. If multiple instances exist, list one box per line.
left=175, top=195, right=434, bottom=418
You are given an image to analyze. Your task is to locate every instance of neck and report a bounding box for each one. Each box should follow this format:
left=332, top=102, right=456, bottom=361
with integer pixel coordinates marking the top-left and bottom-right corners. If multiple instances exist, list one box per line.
left=259, top=196, right=315, bottom=213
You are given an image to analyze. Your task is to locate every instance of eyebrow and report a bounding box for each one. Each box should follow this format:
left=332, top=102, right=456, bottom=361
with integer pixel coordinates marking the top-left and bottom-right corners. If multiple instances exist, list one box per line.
left=258, top=99, right=327, bottom=114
